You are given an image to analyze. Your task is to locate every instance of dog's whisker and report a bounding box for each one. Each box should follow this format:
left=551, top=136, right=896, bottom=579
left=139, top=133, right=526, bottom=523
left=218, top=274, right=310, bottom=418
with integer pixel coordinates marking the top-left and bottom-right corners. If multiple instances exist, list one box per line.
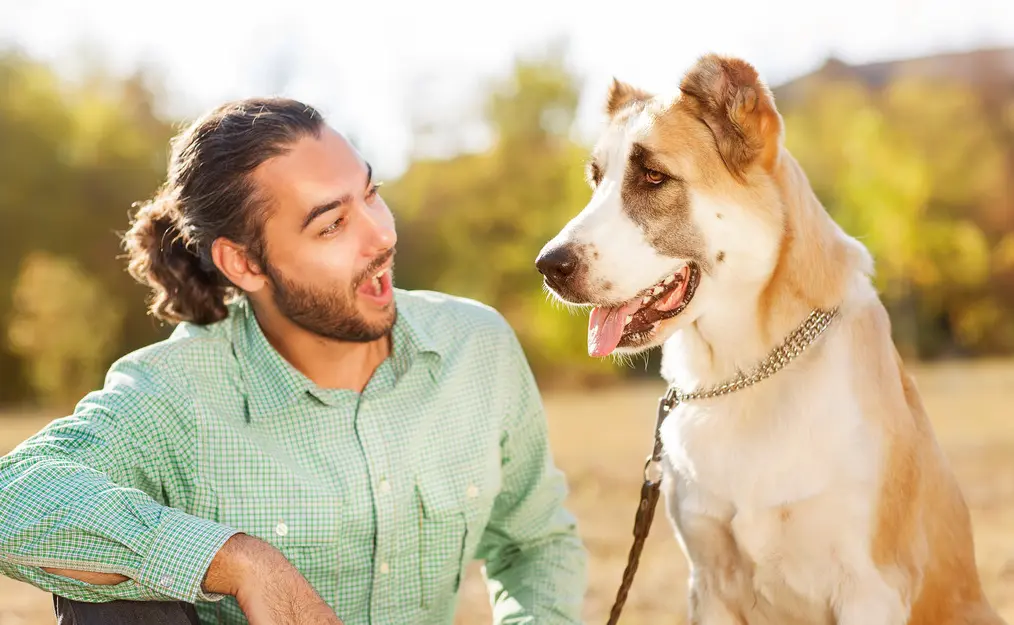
left=540, top=285, right=588, bottom=317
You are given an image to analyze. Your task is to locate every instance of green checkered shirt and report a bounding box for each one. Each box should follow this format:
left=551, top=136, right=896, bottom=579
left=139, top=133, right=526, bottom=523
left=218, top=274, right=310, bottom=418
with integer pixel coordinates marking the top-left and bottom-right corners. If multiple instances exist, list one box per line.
left=0, top=289, right=587, bottom=624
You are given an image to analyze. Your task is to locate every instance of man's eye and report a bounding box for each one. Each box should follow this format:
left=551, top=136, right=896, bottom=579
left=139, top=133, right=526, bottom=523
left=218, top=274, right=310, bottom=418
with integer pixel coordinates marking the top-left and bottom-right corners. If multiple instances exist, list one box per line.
left=320, top=217, right=345, bottom=236
left=367, top=181, right=384, bottom=199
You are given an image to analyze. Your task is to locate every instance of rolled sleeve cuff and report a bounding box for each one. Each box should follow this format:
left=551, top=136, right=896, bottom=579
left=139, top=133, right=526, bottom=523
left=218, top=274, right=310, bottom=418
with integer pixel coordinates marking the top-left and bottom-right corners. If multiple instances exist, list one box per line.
left=138, top=506, right=239, bottom=603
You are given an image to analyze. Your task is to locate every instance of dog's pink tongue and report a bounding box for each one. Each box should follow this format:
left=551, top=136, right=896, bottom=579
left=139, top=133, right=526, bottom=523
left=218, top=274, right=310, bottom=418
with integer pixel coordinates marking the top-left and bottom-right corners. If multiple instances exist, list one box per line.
left=588, top=301, right=640, bottom=358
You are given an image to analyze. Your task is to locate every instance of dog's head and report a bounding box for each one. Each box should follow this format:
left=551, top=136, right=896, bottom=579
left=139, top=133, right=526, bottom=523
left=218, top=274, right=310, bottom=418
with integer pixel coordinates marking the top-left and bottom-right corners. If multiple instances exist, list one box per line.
left=536, top=54, right=793, bottom=358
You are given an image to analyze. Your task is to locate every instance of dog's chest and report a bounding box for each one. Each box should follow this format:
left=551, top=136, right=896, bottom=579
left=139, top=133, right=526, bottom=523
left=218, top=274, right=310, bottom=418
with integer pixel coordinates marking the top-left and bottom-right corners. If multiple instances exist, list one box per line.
left=658, top=377, right=882, bottom=621
left=659, top=378, right=877, bottom=504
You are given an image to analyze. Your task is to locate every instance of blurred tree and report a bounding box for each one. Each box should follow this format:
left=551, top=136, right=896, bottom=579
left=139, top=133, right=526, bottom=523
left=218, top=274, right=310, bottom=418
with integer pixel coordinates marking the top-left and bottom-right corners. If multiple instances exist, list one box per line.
left=7, top=251, right=125, bottom=409
left=0, top=48, right=174, bottom=403
left=781, top=75, right=1011, bottom=357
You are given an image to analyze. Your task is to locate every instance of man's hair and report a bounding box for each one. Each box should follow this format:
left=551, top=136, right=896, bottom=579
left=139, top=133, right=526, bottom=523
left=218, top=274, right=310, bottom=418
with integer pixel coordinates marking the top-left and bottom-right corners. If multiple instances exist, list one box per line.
left=122, top=97, right=326, bottom=325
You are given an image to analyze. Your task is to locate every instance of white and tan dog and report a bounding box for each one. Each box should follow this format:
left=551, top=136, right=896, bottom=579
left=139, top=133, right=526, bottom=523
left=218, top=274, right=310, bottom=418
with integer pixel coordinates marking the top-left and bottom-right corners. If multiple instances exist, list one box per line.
left=536, top=54, right=1005, bottom=625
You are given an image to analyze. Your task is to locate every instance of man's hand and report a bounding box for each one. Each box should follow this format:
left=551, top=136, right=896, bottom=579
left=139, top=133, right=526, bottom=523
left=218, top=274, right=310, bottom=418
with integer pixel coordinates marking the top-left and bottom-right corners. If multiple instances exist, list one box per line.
left=203, top=533, right=343, bottom=625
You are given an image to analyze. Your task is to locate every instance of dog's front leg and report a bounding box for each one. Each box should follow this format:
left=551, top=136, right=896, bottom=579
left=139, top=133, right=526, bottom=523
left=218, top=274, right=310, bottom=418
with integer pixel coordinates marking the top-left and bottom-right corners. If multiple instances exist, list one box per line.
left=665, top=471, right=747, bottom=624
left=687, top=570, right=745, bottom=625
left=833, top=568, right=909, bottom=625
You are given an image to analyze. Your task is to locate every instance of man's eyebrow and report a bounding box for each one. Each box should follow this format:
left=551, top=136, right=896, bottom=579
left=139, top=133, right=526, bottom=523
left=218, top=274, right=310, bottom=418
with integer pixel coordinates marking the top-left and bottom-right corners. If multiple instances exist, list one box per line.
left=299, top=162, right=374, bottom=232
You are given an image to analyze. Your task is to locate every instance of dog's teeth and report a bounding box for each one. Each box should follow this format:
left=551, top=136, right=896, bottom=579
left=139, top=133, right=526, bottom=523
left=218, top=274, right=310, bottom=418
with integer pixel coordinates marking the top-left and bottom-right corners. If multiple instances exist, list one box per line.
left=642, top=296, right=652, bottom=305
left=625, top=315, right=633, bottom=325
left=664, top=274, right=675, bottom=285
left=652, top=286, right=664, bottom=296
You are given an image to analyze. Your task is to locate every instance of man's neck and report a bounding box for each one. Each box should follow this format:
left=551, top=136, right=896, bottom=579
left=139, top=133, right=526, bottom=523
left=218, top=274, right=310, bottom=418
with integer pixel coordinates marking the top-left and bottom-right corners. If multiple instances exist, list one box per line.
left=250, top=301, right=392, bottom=393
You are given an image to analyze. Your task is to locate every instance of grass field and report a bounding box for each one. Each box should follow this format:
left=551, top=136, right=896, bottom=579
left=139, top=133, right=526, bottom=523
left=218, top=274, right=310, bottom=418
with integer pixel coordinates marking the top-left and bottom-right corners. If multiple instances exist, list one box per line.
left=1, top=359, right=1012, bottom=624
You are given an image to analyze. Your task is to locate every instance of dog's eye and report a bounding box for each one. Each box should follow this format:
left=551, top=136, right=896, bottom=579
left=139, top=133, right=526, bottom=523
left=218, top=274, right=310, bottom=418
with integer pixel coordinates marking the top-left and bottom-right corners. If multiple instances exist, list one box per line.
left=645, top=169, right=665, bottom=184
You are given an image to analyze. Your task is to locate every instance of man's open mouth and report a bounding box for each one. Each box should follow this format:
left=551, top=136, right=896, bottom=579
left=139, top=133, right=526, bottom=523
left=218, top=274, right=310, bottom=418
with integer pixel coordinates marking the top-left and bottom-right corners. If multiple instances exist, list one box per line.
left=587, top=261, right=701, bottom=357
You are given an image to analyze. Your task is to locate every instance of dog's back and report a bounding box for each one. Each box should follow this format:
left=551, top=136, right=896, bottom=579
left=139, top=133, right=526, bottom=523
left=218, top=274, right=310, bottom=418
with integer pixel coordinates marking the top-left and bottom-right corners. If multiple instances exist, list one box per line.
left=891, top=349, right=1002, bottom=625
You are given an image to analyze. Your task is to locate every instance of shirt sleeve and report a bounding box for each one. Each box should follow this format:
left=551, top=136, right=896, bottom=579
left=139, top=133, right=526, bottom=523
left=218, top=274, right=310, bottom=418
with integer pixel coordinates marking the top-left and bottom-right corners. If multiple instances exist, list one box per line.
left=0, top=356, right=239, bottom=604
left=474, top=325, right=589, bottom=624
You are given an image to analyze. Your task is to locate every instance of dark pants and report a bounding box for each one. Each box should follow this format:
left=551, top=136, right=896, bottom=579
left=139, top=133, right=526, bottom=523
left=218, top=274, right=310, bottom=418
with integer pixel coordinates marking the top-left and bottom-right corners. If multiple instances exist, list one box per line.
left=53, top=595, right=200, bottom=625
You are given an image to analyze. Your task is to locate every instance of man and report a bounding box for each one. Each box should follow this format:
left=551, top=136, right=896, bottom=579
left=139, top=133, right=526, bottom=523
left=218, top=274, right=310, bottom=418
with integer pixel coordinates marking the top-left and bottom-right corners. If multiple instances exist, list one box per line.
left=0, top=97, right=587, bottom=624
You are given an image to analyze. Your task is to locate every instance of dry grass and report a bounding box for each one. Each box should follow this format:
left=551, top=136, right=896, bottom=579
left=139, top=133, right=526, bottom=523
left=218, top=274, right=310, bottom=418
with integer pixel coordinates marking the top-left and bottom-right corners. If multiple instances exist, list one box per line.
left=2, top=360, right=1013, bottom=625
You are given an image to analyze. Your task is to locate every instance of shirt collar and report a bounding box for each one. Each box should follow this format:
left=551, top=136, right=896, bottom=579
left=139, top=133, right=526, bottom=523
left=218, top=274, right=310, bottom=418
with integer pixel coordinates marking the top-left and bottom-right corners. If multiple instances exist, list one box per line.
left=233, top=290, right=442, bottom=420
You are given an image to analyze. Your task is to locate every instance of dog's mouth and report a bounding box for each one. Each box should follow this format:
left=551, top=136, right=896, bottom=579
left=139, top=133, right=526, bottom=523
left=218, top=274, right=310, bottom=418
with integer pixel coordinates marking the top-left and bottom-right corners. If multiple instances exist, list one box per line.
left=587, top=261, right=701, bottom=357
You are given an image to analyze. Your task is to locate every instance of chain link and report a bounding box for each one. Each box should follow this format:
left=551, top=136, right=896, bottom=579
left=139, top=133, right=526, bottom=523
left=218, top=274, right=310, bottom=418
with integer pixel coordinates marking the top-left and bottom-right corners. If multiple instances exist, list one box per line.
left=664, top=307, right=840, bottom=407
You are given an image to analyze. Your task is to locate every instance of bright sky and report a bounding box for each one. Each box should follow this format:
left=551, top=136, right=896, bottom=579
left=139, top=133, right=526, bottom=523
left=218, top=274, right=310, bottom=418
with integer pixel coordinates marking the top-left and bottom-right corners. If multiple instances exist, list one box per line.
left=3, top=0, right=1013, bottom=177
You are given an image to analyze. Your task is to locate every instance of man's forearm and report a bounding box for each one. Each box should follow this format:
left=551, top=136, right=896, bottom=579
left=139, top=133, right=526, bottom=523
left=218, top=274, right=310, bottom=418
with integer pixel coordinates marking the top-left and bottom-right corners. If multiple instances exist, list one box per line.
left=0, top=359, right=243, bottom=603
left=37, top=533, right=282, bottom=595
left=201, top=533, right=344, bottom=625
left=0, top=448, right=238, bottom=603
left=35, top=533, right=345, bottom=625
left=201, top=532, right=303, bottom=596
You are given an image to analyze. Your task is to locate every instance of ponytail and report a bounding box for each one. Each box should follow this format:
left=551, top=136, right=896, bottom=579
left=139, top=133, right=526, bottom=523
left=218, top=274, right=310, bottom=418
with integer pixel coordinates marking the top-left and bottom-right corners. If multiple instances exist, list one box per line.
left=121, top=97, right=326, bottom=325
left=123, top=191, right=232, bottom=325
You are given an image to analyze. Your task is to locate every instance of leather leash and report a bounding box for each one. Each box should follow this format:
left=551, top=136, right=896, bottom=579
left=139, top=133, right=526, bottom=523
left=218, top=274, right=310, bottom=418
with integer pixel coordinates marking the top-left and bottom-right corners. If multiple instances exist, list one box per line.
left=604, top=387, right=678, bottom=625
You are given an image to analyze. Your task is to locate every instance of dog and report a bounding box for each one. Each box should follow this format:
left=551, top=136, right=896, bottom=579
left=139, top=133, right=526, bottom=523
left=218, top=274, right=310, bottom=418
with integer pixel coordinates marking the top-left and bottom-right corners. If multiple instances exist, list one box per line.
left=535, top=53, right=1005, bottom=625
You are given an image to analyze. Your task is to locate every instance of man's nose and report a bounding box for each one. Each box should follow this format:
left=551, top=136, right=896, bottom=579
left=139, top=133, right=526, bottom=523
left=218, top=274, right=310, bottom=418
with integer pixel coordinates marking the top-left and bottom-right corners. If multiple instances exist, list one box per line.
left=363, top=209, right=396, bottom=250
left=535, top=244, right=579, bottom=285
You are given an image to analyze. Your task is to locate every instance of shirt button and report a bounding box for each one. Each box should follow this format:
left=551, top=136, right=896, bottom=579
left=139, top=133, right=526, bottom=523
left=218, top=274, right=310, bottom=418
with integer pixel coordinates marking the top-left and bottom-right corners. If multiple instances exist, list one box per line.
left=466, top=485, right=479, bottom=498
left=159, top=575, right=173, bottom=588
left=379, top=562, right=390, bottom=574
left=275, top=521, right=289, bottom=537
left=379, top=479, right=391, bottom=493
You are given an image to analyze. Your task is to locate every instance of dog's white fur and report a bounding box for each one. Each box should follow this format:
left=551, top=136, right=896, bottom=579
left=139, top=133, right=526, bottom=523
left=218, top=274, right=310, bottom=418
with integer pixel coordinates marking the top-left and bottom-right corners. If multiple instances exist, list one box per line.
left=539, top=55, right=1005, bottom=624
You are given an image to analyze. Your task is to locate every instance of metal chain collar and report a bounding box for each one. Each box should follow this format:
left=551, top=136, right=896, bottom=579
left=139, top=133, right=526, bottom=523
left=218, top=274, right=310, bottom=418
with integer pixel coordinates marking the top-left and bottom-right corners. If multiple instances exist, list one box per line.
left=662, top=306, right=840, bottom=409
left=642, top=306, right=840, bottom=484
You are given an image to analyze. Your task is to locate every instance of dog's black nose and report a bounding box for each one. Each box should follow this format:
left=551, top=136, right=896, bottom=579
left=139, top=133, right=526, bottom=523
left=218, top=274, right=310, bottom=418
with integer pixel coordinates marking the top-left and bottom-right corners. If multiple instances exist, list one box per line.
left=536, top=245, right=579, bottom=284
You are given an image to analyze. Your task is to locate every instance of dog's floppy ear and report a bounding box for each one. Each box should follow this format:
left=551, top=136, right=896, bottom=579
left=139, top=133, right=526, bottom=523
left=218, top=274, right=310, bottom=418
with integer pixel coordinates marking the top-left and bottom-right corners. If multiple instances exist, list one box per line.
left=605, top=77, right=652, bottom=118
left=679, top=54, right=783, bottom=177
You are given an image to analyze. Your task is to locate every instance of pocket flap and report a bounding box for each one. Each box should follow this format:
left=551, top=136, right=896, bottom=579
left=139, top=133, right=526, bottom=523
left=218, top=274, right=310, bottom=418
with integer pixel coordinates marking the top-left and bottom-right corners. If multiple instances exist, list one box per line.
left=415, top=451, right=502, bottom=521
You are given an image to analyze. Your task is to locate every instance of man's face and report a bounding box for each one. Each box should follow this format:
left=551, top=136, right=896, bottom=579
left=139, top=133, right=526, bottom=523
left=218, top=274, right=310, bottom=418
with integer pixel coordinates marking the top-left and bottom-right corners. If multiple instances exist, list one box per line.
left=250, top=126, right=398, bottom=342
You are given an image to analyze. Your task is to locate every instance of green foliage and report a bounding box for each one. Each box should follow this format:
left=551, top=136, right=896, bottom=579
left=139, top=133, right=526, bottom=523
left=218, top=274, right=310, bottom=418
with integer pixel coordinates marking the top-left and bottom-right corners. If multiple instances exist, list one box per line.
left=779, top=74, right=1013, bottom=356
left=7, top=251, right=125, bottom=408
left=0, top=48, right=175, bottom=403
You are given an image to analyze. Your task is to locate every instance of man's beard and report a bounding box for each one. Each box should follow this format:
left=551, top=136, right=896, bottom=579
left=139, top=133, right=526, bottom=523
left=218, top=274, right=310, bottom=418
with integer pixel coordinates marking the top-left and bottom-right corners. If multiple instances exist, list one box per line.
left=263, top=251, right=396, bottom=343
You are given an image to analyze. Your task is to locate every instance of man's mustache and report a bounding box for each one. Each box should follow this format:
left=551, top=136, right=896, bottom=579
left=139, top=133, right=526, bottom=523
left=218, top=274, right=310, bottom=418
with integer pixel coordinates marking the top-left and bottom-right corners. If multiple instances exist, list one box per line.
left=355, top=248, right=396, bottom=286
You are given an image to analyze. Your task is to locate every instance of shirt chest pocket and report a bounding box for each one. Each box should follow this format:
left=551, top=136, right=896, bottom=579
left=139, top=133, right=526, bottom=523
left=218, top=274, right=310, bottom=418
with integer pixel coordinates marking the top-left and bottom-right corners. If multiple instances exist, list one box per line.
left=217, top=490, right=344, bottom=599
left=415, top=450, right=502, bottom=610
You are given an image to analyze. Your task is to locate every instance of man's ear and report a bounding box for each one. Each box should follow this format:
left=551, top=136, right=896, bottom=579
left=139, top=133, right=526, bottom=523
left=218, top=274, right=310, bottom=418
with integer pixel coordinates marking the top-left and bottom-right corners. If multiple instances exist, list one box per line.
left=210, top=237, right=268, bottom=293
left=678, top=54, right=783, bottom=177
left=605, top=77, right=653, bottom=118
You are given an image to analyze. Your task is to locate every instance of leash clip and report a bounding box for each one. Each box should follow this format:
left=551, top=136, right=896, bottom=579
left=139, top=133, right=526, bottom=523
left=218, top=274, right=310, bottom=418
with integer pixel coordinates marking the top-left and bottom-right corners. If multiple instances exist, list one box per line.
left=661, top=385, right=680, bottom=412
left=643, top=455, right=664, bottom=485
left=642, top=387, right=680, bottom=485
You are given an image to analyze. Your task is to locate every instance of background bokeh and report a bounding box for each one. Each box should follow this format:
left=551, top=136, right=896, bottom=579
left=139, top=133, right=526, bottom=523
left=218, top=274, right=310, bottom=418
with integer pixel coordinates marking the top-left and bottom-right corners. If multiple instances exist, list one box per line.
left=1, top=1, right=1012, bottom=623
